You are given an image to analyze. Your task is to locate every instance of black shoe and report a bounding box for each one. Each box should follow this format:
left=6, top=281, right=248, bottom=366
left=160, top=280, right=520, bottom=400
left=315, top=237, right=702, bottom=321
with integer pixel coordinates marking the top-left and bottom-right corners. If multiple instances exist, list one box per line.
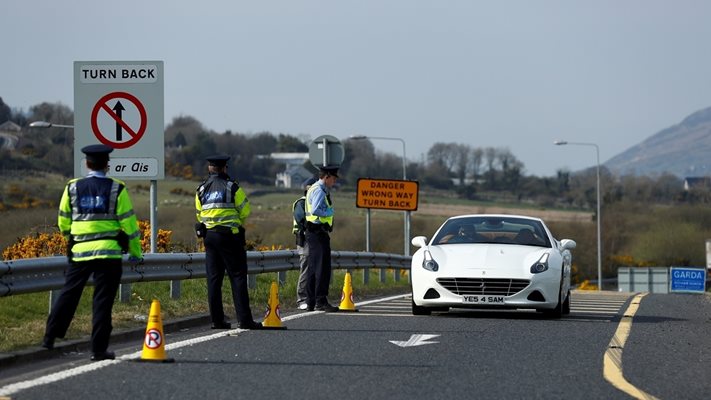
left=90, top=351, right=115, bottom=361
left=306, top=306, right=315, bottom=312
left=315, top=303, right=339, bottom=312
left=238, top=321, right=263, bottom=330
left=211, top=321, right=232, bottom=329
left=41, top=336, right=55, bottom=350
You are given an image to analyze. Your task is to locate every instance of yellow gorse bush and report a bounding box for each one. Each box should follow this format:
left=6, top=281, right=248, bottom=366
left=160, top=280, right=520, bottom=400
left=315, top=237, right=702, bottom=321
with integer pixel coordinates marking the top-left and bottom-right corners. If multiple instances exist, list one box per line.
left=2, top=221, right=173, bottom=260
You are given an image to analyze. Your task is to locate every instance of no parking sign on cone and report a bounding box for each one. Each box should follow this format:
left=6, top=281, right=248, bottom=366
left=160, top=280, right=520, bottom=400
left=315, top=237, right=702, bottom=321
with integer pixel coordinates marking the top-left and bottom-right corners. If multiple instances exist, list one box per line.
left=263, top=281, right=287, bottom=329
left=339, top=272, right=359, bottom=312
left=138, top=299, right=175, bottom=363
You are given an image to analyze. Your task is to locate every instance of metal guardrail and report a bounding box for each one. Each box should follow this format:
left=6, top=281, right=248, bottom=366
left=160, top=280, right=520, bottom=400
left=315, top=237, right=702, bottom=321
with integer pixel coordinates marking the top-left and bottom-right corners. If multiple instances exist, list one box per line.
left=0, top=251, right=413, bottom=297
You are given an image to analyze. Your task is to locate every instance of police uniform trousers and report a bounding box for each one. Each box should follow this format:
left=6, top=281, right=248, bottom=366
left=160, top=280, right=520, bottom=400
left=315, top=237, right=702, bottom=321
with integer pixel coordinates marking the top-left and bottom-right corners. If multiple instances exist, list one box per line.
left=44, top=258, right=122, bottom=353
left=305, top=227, right=332, bottom=308
left=295, top=241, right=309, bottom=305
left=204, top=229, right=254, bottom=325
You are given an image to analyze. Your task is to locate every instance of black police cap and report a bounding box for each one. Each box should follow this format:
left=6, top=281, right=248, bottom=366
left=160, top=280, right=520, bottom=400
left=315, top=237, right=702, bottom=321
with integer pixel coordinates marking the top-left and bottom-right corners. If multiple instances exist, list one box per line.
left=302, top=176, right=318, bottom=189
left=320, top=166, right=339, bottom=178
left=206, top=154, right=230, bottom=167
left=81, top=144, right=113, bottom=162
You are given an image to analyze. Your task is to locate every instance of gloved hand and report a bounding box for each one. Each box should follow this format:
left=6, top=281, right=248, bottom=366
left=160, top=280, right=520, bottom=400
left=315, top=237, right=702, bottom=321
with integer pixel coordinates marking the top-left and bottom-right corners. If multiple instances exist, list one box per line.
left=128, top=255, right=144, bottom=263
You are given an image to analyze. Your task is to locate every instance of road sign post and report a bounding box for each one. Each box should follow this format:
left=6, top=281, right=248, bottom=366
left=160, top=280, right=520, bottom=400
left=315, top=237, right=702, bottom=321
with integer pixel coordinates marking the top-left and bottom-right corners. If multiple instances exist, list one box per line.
left=356, top=178, right=419, bottom=277
left=74, top=61, right=165, bottom=264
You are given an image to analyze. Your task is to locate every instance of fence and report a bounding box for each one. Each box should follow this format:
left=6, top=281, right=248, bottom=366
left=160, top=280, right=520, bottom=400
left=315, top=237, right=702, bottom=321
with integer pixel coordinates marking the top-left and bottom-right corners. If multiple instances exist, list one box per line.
left=617, top=266, right=710, bottom=293
left=0, top=251, right=413, bottom=310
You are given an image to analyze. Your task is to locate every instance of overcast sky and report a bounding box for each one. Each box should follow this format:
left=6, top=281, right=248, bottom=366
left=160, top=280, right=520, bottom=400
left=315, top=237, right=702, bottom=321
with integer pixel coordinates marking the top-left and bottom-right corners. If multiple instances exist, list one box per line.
left=4, top=0, right=711, bottom=177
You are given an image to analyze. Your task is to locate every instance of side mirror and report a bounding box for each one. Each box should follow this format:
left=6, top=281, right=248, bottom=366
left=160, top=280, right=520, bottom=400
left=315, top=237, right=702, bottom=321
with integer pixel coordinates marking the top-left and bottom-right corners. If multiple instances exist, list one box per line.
left=411, top=236, right=428, bottom=248
left=560, top=239, right=577, bottom=250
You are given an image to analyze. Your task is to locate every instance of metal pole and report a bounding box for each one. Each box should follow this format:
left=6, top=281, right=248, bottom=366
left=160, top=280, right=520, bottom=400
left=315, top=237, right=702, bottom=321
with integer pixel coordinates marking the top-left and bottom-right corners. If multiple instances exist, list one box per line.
left=554, top=140, right=602, bottom=291
left=594, top=144, right=602, bottom=291
left=349, top=135, right=410, bottom=263
left=365, top=208, right=371, bottom=285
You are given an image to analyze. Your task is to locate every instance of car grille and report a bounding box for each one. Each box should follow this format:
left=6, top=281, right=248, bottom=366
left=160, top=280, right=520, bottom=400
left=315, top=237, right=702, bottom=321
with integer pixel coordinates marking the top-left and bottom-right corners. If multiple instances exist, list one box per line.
left=436, top=278, right=530, bottom=296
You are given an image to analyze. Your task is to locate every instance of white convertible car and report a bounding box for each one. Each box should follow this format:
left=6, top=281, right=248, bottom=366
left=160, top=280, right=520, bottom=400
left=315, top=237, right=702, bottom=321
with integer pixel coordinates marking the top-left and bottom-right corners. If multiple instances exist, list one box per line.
left=410, top=214, right=576, bottom=318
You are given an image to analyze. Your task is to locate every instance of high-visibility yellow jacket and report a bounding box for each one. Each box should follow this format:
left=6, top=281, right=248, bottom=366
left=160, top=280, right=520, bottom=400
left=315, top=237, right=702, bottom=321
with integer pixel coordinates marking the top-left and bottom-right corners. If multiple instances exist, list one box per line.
left=292, top=196, right=306, bottom=235
left=195, top=173, right=250, bottom=233
left=58, top=173, right=142, bottom=262
left=305, top=180, right=333, bottom=227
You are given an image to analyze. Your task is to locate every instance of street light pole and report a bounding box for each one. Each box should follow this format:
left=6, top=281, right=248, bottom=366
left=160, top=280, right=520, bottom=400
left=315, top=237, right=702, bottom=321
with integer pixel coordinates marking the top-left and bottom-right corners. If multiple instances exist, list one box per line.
left=350, top=135, right=410, bottom=257
left=554, top=140, right=602, bottom=291
left=29, top=121, right=75, bottom=146
left=29, top=121, right=75, bottom=129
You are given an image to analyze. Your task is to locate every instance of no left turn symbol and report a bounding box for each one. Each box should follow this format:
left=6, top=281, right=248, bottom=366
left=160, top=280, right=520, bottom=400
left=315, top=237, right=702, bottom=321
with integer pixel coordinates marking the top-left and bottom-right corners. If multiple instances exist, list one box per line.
left=91, top=91, right=147, bottom=149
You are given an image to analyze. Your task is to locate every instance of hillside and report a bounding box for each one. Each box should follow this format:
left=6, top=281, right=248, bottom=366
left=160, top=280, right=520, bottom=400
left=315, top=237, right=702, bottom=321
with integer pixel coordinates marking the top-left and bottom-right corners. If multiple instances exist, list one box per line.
left=605, top=107, right=711, bottom=178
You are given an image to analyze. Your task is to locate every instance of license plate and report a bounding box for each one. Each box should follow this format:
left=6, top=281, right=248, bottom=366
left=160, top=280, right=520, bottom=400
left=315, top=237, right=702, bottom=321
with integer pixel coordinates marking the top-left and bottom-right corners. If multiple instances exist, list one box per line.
left=462, top=295, right=505, bottom=304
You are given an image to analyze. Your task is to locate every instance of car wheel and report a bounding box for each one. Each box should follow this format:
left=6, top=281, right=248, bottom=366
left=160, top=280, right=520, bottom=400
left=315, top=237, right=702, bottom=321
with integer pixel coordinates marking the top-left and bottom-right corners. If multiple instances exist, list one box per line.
left=411, top=298, right=431, bottom=316
left=562, top=290, right=571, bottom=315
left=543, top=273, right=564, bottom=319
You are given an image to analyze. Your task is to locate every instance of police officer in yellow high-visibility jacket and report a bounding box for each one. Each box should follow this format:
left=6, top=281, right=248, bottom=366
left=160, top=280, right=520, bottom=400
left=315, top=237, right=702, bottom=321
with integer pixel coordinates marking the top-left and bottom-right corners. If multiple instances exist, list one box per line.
left=304, top=166, right=340, bottom=312
left=195, top=155, right=262, bottom=330
left=42, top=144, right=143, bottom=361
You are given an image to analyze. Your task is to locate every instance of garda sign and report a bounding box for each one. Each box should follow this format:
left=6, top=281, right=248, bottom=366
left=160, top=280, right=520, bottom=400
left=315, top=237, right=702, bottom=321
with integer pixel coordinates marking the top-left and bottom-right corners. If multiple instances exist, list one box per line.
left=356, top=178, right=419, bottom=211
left=669, top=267, right=706, bottom=293
left=74, top=61, right=164, bottom=179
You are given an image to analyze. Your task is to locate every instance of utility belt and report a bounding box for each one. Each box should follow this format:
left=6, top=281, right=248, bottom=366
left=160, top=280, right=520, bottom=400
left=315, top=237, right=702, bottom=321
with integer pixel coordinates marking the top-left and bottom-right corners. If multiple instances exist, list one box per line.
left=306, top=222, right=332, bottom=233
left=208, top=225, right=235, bottom=234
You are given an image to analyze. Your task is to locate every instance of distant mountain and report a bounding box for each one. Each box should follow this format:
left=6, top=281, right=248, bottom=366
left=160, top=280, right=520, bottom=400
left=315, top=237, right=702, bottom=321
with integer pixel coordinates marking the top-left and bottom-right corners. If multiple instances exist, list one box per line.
left=605, top=107, right=711, bottom=178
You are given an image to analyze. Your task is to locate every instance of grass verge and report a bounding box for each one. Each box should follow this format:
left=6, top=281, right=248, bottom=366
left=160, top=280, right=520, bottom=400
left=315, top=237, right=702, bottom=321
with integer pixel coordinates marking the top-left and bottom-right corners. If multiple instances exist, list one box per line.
left=0, top=268, right=410, bottom=353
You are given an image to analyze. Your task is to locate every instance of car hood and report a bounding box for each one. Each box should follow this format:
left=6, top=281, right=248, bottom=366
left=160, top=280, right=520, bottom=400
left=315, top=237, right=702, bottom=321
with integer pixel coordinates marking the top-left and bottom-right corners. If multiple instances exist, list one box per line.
left=426, top=244, right=548, bottom=276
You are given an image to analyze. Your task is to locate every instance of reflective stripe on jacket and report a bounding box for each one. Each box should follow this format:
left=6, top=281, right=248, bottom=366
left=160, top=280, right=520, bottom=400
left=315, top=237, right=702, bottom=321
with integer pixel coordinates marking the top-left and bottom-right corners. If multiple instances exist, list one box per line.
left=305, top=181, right=333, bottom=226
left=292, top=196, right=306, bottom=234
left=195, top=173, right=250, bottom=233
left=58, top=175, right=142, bottom=262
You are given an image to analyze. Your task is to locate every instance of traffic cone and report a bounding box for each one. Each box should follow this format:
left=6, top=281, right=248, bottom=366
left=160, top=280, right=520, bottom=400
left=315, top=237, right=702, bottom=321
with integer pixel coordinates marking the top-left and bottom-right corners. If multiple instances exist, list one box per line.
left=138, top=299, right=174, bottom=363
left=339, top=272, right=359, bottom=312
left=262, top=281, right=287, bottom=330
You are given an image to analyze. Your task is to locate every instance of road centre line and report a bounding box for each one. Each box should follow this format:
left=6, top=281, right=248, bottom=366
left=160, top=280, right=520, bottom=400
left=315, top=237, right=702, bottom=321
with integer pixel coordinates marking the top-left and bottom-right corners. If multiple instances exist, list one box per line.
left=603, top=292, right=659, bottom=400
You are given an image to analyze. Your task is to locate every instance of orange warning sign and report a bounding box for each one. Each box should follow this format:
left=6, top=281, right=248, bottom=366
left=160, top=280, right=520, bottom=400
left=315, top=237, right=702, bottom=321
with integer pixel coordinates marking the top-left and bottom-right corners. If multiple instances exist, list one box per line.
left=356, top=178, right=419, bottom=211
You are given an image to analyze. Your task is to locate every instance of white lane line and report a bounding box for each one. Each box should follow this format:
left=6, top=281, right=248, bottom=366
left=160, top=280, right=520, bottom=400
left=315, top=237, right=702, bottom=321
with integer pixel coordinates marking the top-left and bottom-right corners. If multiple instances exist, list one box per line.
left=0, top=296, right=403, bottom=396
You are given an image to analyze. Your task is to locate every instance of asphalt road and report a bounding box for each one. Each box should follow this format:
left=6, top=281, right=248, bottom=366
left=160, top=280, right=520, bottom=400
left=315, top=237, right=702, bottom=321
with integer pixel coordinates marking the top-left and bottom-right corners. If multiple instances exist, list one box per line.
left=1, top=291, right=709, bottom=400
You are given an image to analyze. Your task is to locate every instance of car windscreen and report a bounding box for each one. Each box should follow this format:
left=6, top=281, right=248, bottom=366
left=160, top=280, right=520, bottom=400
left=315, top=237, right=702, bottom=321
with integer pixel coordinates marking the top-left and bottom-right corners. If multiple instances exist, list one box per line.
left=431, top=216, right=551, bottom=247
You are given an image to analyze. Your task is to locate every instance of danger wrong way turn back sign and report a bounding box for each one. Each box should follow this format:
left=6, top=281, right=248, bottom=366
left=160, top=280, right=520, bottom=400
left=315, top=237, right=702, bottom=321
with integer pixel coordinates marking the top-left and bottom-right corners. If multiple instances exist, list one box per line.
left=356, top=178, right=419, bottom=211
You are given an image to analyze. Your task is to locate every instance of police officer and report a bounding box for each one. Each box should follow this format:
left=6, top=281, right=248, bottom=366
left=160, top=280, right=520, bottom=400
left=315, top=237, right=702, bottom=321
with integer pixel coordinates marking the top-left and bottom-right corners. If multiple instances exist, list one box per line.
left=304, top=166, right=339, bottom=312
left=42, top=144, right=143, bottom=361
left=293, top=176, right=317, bottom=310
left=195, top=155, right=262, bottom=330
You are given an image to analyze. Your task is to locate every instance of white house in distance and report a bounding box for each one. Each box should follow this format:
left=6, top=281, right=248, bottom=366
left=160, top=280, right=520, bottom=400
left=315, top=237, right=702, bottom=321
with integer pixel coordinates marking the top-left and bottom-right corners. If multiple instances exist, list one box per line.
left=269, top=152, right=313, bottom=188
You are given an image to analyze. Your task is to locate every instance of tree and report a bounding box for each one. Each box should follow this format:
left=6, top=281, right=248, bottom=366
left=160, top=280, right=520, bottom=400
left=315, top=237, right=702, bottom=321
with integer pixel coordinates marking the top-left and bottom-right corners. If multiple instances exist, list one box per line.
left=0, top=97, right=11, bottom=124
left=276, top=134, right=308, bottom=152
left=454, top=144, right=470, bottom=186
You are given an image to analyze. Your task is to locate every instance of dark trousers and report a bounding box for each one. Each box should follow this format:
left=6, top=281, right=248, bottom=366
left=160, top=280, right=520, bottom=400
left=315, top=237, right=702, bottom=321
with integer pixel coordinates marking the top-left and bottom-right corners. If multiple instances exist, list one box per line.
left=296, top=242, right=309, bottom=305
left=305, top=229, right=332, bottom=307
left=44, top=258, right=122, bottom=353
left=204, top=230, right=254, bottom=325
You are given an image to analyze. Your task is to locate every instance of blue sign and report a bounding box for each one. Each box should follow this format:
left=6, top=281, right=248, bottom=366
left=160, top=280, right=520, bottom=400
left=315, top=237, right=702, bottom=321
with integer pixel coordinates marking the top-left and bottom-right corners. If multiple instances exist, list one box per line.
left=670, top=267, right=707, bottom=293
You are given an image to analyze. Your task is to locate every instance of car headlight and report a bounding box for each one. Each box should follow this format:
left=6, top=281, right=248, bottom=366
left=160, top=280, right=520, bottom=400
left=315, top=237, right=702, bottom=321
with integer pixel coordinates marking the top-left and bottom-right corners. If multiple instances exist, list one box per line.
left=422, top=250, right=439, bottom=272
left=530, top=253, right=549, bottom=274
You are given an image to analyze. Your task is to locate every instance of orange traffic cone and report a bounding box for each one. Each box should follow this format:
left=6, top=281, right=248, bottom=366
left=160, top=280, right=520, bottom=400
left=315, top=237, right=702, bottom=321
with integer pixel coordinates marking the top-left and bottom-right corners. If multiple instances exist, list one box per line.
left=339, top=272, right=359, bottom=312
left=138, top=299, right=174, bottom=363
left=262, top=281, right=287, bottom=330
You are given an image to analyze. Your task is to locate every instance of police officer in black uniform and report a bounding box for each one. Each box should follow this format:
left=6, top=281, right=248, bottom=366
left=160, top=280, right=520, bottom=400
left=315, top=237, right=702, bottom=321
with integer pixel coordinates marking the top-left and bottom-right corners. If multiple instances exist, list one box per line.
left=195, top=155, right=261, bottom=330
left=43, top=144, right=143, bottom=361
